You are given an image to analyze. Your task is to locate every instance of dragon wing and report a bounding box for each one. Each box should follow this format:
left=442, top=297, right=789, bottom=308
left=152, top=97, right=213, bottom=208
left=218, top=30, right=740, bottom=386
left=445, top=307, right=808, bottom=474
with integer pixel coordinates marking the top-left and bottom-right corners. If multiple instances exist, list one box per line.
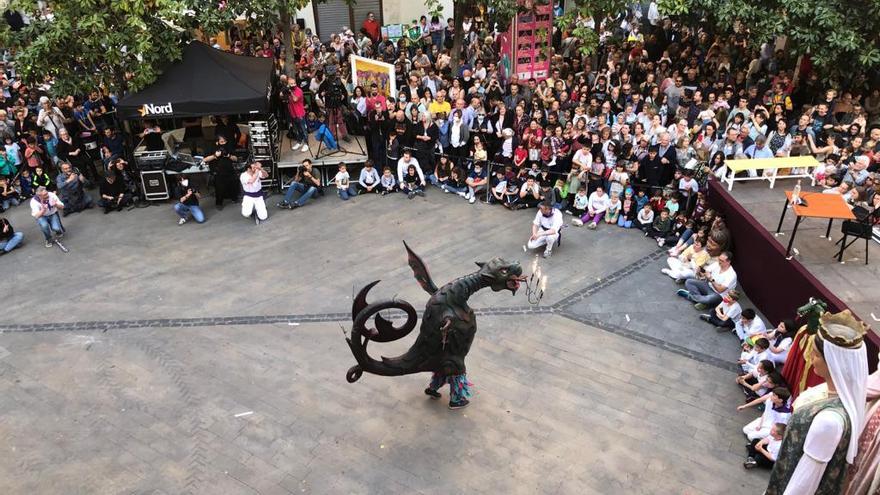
left=403, top=240, right=438, bottom=295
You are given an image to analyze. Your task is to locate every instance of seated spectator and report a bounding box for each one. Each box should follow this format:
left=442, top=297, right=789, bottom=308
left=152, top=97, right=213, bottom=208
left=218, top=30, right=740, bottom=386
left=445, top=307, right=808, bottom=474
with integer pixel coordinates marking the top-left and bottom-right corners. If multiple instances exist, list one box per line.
left=678, top=251, right=737, bottom=310
left=397, top=149, right=425, bottom=192
left=763, top=320, right=795, bottom=366
left=489, top=169, right=507, bottom=204
left=665, top=235, right=711, bottom=283
left=605, top=194, right=621, bottom=224
left=737, top=387, right=792, bottom=441
left=172, top=174, right=205, bottom=225
left=739, top=337, right=771, bottom=375
left=569, top=185, right=588, bottom=218
left=277, top=159, right=321, bottom=209
left=735, top=308, right=768, bottom=343
left=636, top=203, right=654, bottom=232
left=358, top=159, right=380, bottom=194
left=518, top=175, right=542, bottom=209
left=502, top=172, right=522, bottom=209
left=464, top=161, right=487, bottom=204
left=744, top=423, right=786, bottom=470
left=98, top=171, right=132, bottom=213
left=378, top=166, right=398, bottom=195
left=0, top=216, right=23, bottom=255
left=333, top=163, right=358, bottom=200
left=659, top=214, right=689, bottom=247
left=54, top=162, right=93, bottom=215
left=401, top=164, right=425, bottom=199
left=736, top=361, right=778, bottom=401
left=0, top=176, right=19, bottom=211
left=551, top=179, right=568, bottom=211
left=646, top=207, right=672, bottom=241
left=524, top=201, right=563, bottom=258
left=617, top=189, right=637, bottom=228
left=573, top=185, right=609, bottom=229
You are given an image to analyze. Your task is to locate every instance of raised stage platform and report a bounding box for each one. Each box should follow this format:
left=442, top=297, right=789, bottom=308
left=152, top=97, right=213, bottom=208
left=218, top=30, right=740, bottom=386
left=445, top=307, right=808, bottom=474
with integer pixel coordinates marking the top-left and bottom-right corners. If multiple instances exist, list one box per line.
left=276, top=133, right=368, bottom=169
left=725, top=180, right=879, bottom=332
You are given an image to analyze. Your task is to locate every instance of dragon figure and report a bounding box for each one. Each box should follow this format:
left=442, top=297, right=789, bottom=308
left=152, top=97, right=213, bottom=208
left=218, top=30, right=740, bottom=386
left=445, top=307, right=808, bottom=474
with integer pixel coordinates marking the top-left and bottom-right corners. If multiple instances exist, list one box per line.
left=782, top=298, right=831, bottom=398
left=345, top=241, right=525, bottom=410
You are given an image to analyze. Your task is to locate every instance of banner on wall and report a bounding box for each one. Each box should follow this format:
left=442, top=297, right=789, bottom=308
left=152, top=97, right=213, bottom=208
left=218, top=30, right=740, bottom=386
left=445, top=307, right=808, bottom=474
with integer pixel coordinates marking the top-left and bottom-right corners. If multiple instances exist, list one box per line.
left=502, top=0, right=554, bottom=81
left=350, top=55, right=397, bottom=98
left=381, top=24, right=404, bottom=41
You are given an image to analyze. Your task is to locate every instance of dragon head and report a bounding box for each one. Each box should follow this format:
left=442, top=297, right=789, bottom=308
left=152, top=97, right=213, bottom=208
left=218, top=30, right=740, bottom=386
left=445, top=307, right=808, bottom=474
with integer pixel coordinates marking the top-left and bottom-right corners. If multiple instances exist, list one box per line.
left=475, top=258, right=525, bottom=294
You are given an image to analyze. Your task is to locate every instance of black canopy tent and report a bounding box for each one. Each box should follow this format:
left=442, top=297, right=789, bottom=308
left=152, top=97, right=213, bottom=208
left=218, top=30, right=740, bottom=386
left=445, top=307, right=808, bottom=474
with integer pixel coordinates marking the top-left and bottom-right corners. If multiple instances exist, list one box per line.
left=117, top=40, right=274, bottom=119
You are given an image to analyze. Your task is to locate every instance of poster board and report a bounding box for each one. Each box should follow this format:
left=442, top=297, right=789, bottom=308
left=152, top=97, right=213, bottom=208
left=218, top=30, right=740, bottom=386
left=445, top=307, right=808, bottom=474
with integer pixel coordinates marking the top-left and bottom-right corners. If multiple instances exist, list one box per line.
left=382, top=24, right=404, bottom=41
left=350, top=55, right=397, bottom=98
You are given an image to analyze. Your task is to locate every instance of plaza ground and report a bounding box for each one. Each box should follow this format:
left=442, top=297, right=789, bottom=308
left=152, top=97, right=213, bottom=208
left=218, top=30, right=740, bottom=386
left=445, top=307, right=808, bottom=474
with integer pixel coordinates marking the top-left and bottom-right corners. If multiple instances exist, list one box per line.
left=1, top=190, right=768, bottom=494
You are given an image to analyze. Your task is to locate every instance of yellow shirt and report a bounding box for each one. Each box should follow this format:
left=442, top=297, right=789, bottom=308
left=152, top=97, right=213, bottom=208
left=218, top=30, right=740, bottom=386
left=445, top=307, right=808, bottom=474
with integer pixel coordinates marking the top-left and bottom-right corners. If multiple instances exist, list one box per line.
left=681, top=246, right=710, bottom=268
left=429, top=100, right=451, bottom=117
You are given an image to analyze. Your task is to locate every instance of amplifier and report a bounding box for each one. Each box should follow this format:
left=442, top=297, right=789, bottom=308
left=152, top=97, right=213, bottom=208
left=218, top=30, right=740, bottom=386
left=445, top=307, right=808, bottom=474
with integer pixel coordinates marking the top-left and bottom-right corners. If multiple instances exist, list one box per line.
left=140, top=170, right=170, bottom=200
left=134, top=150, right=168, bottom=171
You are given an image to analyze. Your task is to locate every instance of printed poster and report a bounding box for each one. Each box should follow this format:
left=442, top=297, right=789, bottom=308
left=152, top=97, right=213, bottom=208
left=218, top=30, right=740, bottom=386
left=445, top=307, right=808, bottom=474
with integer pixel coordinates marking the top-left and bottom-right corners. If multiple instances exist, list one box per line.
left=350, top=55, right=397, bottom=98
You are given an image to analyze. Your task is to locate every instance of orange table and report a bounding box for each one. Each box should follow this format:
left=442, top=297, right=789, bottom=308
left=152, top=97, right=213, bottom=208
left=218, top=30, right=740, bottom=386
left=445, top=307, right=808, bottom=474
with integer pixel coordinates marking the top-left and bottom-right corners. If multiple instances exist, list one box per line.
left=775, top=191, right=856, bottom=256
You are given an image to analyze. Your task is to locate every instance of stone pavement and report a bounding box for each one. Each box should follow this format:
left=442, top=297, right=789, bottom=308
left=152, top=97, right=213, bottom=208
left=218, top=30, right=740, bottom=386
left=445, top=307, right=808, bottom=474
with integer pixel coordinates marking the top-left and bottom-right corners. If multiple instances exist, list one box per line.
left=0, top=191, right=769, bottom=494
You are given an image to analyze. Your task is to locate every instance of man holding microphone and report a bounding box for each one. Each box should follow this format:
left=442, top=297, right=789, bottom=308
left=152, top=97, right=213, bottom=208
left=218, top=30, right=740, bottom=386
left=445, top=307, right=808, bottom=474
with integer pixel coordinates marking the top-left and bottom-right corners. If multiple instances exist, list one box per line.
left=240, top=161, right=269, bottom=224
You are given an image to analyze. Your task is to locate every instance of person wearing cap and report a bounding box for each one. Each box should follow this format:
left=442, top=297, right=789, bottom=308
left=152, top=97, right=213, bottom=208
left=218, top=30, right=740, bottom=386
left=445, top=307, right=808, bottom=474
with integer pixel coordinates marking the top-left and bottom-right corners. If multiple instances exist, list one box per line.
left=766, top=311, right=869, bottom=495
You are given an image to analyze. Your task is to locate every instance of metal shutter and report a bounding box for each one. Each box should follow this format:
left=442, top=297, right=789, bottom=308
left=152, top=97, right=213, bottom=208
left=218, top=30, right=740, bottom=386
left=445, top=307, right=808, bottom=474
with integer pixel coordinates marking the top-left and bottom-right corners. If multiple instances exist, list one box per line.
left=315, top=0, right=351, bottom=41
left=351, top=0, right=382, bottom=32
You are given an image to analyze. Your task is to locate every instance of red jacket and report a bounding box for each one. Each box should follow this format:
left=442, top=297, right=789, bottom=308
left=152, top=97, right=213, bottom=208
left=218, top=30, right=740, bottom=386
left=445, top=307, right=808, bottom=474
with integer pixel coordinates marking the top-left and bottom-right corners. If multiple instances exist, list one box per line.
left=362, top=19, right=380, bottom=42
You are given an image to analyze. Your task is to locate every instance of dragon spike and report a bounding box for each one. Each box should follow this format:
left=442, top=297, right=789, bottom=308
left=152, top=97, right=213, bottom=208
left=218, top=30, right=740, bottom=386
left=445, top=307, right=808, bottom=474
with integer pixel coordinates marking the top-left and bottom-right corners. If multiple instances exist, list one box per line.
left=475, top=261, right=486, bottom=268
left=352, top=280, right=381, bottom=323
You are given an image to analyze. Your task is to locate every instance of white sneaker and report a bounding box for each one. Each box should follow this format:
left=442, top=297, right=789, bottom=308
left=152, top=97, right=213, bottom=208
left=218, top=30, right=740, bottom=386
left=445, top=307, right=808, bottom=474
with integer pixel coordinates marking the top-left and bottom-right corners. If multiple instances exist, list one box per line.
left=290, top=141, right=300, bottom=150
left=588, top=222, right=597, bottom=229
left=542, top=250, right=552, bottom=258
left=572, top=218, right=583, bottom=226
left=661, top=268, right=671, bottom=275
left=301, top=143, right=309, bottom=152
left=457, top=191, right=467, bottom=198
left=469, top=195, right=476, bottom=204
left=178, top=218, right=187, bottom=225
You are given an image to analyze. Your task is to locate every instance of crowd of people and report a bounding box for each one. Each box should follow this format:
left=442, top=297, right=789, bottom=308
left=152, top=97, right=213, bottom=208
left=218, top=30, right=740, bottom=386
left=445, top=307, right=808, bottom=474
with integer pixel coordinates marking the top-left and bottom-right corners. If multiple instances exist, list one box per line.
left=2, top=3, right=880, bottom=493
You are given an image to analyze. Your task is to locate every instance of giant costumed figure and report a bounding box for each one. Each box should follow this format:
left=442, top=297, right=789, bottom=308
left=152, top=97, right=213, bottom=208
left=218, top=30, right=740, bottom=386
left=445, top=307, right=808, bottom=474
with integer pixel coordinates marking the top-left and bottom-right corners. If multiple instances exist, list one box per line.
left=782, top=298, right=830, bottom=400
left=344, top=242, right=526, bottom=410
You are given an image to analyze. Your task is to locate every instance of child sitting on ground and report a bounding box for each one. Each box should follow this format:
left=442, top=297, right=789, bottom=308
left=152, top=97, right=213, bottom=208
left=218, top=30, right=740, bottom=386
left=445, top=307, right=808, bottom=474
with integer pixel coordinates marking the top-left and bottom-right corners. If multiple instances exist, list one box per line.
left=636, top=203, right=654, bottom=232
left=739, top=337, right=771, bottom=375
left=605, top=194, right=621, bottom=224
left=744, top=422, right=786, bottom=469
left=401, top=164, right=425, bottom=199
left=646, top=208, right=672, bottom=240
left=573, top=185, right=609, bottom=229
left=618, top=189, right=637, bottom=228
left=333, top=164, right=358, bottom=200
left=736, top=360, right=775, bottom=398
left=378, top=166, right=398, bottom=195
left=737, top=387, right=792, bottom=441
left=569, top=185, right=589, bottom=218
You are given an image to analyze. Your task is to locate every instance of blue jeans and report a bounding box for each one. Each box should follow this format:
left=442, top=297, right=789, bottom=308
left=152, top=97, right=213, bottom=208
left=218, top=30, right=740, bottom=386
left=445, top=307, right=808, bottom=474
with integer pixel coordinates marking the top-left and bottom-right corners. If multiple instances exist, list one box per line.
left=174, top=203, right=205, bottom=223
left=36, top=213, right=64, bottom=241
left=0, top=231, right=23, bottom=252
left=443, top=184, right=468, bottom=194
left=684, top=278, right=722, bottom=306
left=617, top=215, right=632, bottom=228
left=2, top=197, right=19, bottom=210
left=283, top=182, right=317, bottom=206
left=291, top=117, right=308, bottom=143
left=337, top=185, right=357, bottom=200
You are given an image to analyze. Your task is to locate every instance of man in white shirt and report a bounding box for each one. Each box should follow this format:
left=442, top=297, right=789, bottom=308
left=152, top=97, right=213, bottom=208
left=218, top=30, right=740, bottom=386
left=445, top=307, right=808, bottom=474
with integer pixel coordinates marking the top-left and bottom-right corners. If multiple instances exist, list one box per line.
left=678, top=251, right=737, bottom=310
left=240, top=161, right=268, bottom=223
left=524, top=202, right=563, bottom=258
left=30, top=186, right=66, bottom=247
left=397, top=149, right=425, bottom=187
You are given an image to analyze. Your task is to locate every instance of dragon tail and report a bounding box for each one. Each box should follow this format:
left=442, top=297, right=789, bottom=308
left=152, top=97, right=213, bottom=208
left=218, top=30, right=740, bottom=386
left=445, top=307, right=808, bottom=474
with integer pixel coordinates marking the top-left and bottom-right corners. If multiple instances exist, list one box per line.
left=345, top=281, right=421, bottom=383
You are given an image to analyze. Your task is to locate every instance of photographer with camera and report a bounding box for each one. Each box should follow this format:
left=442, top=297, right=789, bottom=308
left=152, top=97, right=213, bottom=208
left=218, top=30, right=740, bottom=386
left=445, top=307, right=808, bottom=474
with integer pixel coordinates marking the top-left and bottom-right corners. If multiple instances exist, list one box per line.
left=240, top=161, right=268, bottom=223
left=277, top=158, right=322, bottom=210
left=202, top=135, right=239, bottom=210
left=317, top=60, right=350, bottom=141
left=172, top=174, right=205, bottom=225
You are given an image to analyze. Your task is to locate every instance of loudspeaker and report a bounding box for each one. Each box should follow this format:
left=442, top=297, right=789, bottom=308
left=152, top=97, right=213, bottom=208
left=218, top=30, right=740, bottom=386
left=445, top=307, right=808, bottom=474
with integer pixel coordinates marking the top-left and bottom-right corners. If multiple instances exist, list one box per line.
left=140, top=170, right=170, bottom=200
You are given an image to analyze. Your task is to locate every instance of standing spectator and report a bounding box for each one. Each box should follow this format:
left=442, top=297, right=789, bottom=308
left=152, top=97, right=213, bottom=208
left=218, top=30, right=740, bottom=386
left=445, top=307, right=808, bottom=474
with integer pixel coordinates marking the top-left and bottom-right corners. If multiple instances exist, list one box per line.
left=36, top=96, right=66, bottom=139
left=203, top=136, right=239, bottom=210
